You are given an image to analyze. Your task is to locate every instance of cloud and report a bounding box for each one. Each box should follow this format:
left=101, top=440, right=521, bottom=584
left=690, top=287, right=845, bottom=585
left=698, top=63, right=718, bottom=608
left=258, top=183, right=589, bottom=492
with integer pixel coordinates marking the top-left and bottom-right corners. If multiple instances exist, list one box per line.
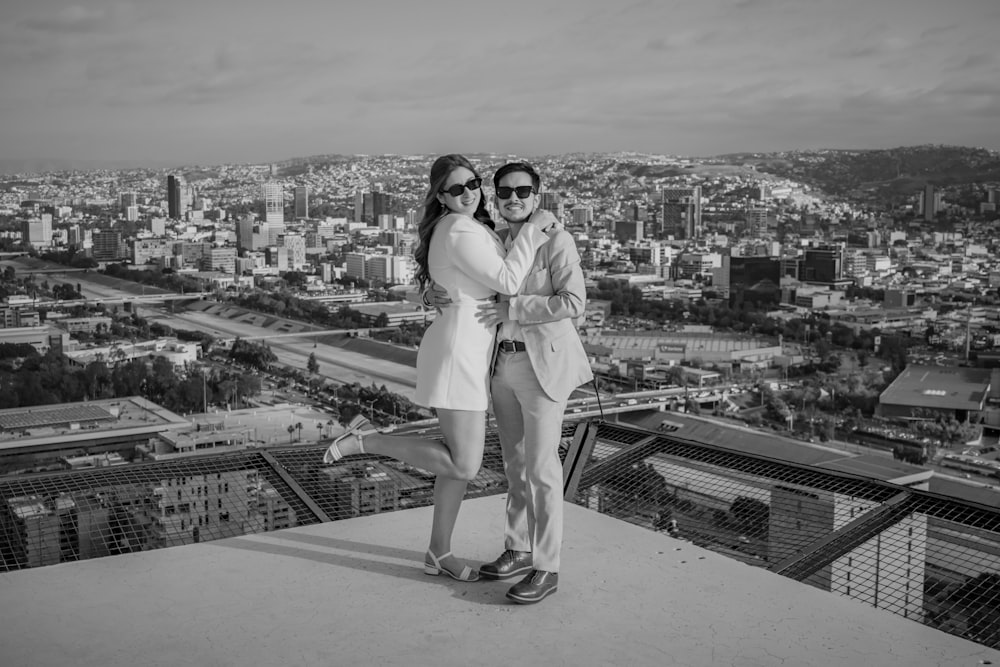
left=18, top=3, right=136, bottom=34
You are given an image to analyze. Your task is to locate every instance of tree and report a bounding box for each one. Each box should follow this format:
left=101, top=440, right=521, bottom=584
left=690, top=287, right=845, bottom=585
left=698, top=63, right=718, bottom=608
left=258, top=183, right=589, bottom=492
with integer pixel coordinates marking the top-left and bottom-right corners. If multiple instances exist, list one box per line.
left=287, top=424, right=296, bottom=443
left=307, top=352, right=319, bottom=375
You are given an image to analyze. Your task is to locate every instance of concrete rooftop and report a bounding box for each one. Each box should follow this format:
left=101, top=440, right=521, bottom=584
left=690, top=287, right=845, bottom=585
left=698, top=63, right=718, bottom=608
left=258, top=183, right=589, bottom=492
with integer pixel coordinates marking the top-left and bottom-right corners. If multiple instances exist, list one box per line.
left=1, top=496, right=997, bottom=667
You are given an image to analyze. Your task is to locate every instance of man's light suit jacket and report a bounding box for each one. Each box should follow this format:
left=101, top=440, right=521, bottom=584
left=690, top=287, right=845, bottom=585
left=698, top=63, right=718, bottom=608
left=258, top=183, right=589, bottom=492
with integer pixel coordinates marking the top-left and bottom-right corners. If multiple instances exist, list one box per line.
left=493, top=226, right=594, bottom=402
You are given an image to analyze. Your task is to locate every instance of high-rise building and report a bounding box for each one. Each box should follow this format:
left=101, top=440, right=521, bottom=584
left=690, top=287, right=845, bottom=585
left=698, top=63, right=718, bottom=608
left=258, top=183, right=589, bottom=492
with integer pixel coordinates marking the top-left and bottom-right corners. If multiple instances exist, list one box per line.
left=344, top=252, right=369, bottom=280
left=21, top=218, right=52, bottom=248
left=371, top=189, right=392, bottom=224
left=801, top=247, right=844, bottom=284
left=662, top=186, right=702, bottom=239
left=119, top=192, right=137, bottom=209
left=279, top=234, right=306, bottom=269
left=204, top=246, right=237, bottom=274
left=539, top=192, right=564, bottom=220
left=167, top=175, right=184, bottom=220
left=571, top=205, right=593, bottom=227
left=367, top=255, right=413, bottom=286
left=615, top=220, right=644, bottom=244
left=266, top=222, right=286, bottom=247
left=354, top=191, right=366, bottom=223
left=265, top=246, right=288, bottom=271
left=92, top=230, right=125, bottom=261
left=236, top=218, right=255, bottom=253
left=262, top=182, right=284, bottom=224
left=293, top=186, right=309, bottom=219
left=726, top=256, right=781, bottom=306
left=919, top=184, right=942, bottom=222
left=746, top=207, right=768, bottom=237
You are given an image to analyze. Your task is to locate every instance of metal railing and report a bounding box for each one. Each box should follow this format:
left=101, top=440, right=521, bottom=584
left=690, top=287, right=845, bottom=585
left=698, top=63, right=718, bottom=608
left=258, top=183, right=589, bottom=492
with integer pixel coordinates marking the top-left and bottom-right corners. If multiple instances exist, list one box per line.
left=1, top=418, right=997, bottom=650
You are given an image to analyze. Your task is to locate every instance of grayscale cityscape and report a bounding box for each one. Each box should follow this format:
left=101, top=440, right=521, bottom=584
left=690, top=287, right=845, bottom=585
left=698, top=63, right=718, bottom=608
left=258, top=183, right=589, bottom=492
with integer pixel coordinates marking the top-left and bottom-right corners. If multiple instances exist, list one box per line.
left=0, top=0, right=998, bottom=665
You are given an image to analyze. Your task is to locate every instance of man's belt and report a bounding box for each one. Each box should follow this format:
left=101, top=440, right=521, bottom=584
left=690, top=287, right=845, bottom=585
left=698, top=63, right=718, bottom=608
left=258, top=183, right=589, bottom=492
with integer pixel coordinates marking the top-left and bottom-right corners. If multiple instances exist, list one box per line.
left=498, top=340, right=526, bottom=352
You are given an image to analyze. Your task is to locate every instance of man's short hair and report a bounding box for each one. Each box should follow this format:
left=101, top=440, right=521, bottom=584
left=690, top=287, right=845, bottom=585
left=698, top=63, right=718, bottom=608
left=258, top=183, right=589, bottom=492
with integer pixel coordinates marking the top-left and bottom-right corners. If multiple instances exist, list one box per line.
left=493, top=161, right=541, bottom=192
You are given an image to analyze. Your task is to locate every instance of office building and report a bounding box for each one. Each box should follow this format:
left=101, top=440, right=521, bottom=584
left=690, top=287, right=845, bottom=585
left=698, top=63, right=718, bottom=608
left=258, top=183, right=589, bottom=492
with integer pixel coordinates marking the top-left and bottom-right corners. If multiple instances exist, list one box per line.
left=746, top=207, right=768, bottom=236
left=266, top=222, right=286, bottom=247
left=293, top=186, right=309, bottom=219
left=354, top=191, right=366, bottom=223
left=675, top=251, right=722, bottom=279
left=21, top=218, right=52, bottom=248
left=236, top=218, right=255, bottom=253
left=539, top=192, right=564, bottom=220
left=371, top=189, right=392, bottom=223
left=265, top=246, right=288, bottom=271
left=167, top=175, right=184, bottom=220
left=662, top=186, right=702, bottom=239
left=92, top=230, right=125, bottom=262
left=279, top=234, right=306, bottom=269
left=204, top=246, right=237, bottom=274
left=615, top=220, right=644, bottom=244
left=262, top=182, right=284, bottom=225
left=367, top=255, right=413, bottom=286
left=343, top=252, right=369, bottom=281
left=919, top=184, right=943, bottom=222
left=726, top=256, right=781, bottom=306
left=132, top=238, right=175, bottom=265
left=571, top=205, right=593, bottom=227
left=801, top=247, right=844, bottom=284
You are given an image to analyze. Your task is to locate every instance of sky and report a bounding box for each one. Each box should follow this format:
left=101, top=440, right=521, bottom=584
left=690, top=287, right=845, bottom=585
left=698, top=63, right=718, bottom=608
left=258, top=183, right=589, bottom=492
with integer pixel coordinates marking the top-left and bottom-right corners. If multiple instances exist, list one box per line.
left=0, top=0, right=998, bottom=166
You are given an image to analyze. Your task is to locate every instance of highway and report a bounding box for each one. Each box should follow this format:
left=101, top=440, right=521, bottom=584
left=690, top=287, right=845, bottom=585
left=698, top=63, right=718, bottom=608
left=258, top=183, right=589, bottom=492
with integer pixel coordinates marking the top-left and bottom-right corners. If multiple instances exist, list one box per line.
left=143, top=306, right=419, bottom=400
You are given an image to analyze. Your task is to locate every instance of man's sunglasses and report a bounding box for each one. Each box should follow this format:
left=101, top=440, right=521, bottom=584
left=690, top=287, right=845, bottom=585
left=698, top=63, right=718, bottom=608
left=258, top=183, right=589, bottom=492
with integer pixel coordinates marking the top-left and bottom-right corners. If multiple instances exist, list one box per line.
left=440, top=178, right=482, bottom=197
left=496, top=186, right=537, bottom=199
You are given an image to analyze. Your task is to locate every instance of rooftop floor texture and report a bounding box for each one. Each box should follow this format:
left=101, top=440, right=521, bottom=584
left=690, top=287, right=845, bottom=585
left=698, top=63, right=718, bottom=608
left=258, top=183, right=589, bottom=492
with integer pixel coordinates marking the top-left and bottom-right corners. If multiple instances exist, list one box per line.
left=1, top=497, right=996, bottom=667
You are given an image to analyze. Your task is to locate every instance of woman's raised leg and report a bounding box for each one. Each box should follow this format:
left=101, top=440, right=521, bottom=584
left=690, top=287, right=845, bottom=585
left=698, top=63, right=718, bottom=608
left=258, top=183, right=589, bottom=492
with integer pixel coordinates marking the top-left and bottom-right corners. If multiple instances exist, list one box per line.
left=331, top=408, right=485, bottom=481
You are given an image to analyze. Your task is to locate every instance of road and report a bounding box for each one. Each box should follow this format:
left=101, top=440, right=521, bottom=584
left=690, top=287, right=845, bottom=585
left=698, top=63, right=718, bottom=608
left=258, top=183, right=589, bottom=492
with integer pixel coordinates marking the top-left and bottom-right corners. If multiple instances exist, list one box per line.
left=144, top=306, right=419, bottom=400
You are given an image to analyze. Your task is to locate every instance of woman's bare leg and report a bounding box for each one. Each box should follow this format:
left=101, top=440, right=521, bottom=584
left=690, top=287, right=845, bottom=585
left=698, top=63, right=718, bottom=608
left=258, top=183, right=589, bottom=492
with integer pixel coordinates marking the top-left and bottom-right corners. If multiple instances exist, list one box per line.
left=425, top=410, right=486, bottom=574
left=336, top=409, right=486, bottom=481
left=332, top=410, right=486, bottom=573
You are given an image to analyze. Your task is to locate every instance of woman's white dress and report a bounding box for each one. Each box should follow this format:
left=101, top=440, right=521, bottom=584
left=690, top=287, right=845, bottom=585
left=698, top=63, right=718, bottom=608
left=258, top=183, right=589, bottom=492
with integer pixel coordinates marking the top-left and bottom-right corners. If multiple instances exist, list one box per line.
left=414, top=214, right=548, bottom=411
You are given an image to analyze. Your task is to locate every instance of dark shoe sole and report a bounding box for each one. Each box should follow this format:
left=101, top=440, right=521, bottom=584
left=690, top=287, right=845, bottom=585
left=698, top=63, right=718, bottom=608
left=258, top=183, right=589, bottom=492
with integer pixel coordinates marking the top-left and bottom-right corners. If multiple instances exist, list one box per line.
left=506, top=585, right=557, bottom=604
left=479, top=564, right=534, bottom=581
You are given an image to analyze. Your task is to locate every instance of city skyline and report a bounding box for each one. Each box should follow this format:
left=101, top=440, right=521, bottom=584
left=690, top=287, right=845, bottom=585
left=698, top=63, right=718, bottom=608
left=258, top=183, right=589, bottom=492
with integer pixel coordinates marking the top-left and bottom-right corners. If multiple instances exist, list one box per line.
left=0, top=0, right=998, bottom=166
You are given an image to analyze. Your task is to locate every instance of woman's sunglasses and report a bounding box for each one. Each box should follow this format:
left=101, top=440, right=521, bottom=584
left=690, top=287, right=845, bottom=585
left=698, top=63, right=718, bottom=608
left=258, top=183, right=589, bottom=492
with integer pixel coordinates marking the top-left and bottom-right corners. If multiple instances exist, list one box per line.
left=440, top=177, right=482, bottom=197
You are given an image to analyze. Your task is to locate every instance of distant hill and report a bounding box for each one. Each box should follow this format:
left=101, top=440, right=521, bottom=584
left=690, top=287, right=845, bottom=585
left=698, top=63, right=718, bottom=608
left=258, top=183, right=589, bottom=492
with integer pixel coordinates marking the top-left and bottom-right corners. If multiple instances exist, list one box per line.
left=0, top=158, right=181, bottom=176
left=714, top=145, right=1000, bottom=196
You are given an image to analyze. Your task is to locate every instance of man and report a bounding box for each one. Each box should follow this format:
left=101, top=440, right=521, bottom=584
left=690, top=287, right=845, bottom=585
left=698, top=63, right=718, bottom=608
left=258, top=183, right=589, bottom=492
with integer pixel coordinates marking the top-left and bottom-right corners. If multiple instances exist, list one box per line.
left=475, top=162, right=593, bottom=604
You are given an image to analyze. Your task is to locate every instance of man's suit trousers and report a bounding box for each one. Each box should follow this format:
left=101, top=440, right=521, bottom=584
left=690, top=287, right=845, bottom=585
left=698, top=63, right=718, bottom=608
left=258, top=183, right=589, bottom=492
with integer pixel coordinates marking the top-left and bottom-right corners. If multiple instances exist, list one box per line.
left=491, top=349, right=567, bottom=572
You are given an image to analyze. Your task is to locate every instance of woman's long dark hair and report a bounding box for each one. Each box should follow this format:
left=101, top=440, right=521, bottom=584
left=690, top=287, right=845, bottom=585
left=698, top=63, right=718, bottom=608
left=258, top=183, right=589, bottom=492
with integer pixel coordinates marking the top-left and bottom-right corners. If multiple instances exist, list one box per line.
left=413, top=154, right=493, bottom=288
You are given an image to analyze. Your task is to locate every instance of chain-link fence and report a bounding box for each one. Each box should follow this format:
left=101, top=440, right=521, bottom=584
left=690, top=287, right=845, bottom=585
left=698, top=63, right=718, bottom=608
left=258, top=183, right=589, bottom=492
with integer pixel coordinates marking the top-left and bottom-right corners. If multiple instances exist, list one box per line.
left=0, top=425, right=506, bottom=571
left=566, top=419, right=1000, bottom=650
left=1, top=418, right=997, bottom=649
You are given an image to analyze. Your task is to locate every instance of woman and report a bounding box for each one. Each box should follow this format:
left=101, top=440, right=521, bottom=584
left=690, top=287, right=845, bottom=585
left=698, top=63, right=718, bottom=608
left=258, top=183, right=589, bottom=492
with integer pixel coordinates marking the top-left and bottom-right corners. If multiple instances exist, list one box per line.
left=324, top=154, right=555, bottom=581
